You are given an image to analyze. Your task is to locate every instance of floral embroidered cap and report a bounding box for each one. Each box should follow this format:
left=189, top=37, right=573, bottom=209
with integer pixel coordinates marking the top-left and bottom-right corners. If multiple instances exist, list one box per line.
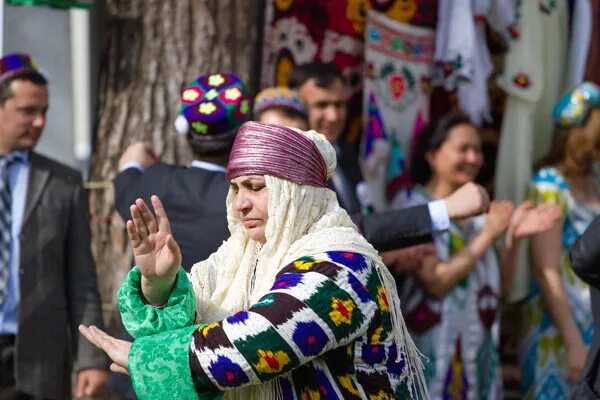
left=253, top=86, right=307, bottom=118
left=174, top=73, right=251, bottom=143
left=552, top=81, right=600, bottom=128
left=0, top=53, right=46, bottom=84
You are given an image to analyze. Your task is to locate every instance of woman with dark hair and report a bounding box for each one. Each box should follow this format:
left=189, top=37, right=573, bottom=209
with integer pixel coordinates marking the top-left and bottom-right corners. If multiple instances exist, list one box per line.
left=520, top=82, right=600, bottom=399
left=390, top=112, right=560, bottom=399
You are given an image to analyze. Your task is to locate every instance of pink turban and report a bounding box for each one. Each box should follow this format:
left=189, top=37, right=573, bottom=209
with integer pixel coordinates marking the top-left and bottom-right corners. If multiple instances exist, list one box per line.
left=226, top=121, right=328, bottom=187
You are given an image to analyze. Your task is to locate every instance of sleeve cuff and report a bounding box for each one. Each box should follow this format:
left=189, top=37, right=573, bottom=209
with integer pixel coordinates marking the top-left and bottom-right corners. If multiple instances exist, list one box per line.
left=120, top=161, right=145, bottom=172
left=428, top=199, right=450, bottom=233
left=118, top=266, right=196, bottom=338
left=129, top=324, right=221, bottom=400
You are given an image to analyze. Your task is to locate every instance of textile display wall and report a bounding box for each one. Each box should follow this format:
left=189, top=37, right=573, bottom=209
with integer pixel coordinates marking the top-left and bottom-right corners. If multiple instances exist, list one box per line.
left=362, top=11, right=434, bottom=210
left=260, top=0, right=437, bottom=143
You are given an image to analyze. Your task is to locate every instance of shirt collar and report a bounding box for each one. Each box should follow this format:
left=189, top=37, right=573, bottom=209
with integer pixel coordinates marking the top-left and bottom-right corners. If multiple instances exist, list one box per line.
left=1, top=150, right=29, bottom=164
left=190, top=159, right=226, bottom=173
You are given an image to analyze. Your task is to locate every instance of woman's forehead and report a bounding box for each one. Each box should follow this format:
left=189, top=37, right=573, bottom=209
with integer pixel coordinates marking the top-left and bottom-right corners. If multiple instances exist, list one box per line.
left=229, top=175, right=266, bottom=184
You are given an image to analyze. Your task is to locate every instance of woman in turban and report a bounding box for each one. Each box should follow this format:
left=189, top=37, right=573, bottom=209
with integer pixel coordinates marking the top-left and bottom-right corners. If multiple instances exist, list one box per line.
left=80, top=122, right=430, bottom=399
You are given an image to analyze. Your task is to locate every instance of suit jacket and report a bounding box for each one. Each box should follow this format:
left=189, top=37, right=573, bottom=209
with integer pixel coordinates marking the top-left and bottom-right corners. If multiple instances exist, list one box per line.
left=569, top=215, right=600, bottom=399
left=113, top=162, right=230, bottom=270
left=16, top=152, right=107, bottom=399
left=333, top=140, right=434, bottom=252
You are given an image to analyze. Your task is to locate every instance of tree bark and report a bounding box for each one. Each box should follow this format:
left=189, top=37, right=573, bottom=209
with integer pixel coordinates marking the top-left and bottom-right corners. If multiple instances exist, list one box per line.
left=89, top=0, right=262, bottom=332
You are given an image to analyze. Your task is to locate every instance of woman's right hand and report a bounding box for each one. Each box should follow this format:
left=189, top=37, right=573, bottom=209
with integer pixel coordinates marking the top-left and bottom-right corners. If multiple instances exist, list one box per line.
left=483, top=201, right=514, bottom=239
left=127, top=195, right=182, bottom=295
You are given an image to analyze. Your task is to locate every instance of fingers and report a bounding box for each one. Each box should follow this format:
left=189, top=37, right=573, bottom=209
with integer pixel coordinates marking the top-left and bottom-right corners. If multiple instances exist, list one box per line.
left=152, top=195, right=173, bottom=234
left=130, top=201, right=149, bottom=240
left=166, top=234, right=181, bottom=255
left=126, top=220, right=141, bottom=247
left=110, top=363, right=130, bottom=375
left=136, top=198, right=158, bottom=234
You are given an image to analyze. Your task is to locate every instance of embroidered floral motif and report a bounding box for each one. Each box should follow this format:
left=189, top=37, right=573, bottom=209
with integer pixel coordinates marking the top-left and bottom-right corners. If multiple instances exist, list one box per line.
left=182, top=88, right=201, bottom=102
left=253, top=349, right=291, bottom=374
left=208, top=74, right=225, bottom=86
left=338, top=374, right=361, bottom=396
left=329, top=298, right=355, bottom=326
left=376, top=286, right=389, bottom=312
left=224, top=87, right=242, bottom=101
left=198, top=102, right=217, bottom=114
left=191, top=121, right=208, bottom=134
left=513, top=73, right=531, bottom=89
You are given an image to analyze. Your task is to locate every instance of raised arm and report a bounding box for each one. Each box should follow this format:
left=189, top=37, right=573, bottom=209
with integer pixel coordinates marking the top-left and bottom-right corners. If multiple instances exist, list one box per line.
left=353, top=182, right=490, bottom=252
left=127, top=195, right=182, bottom=306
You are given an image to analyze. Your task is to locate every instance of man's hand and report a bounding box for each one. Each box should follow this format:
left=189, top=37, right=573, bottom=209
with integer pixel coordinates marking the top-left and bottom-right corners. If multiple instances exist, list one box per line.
left=73, top=367, right=109, bottom=398
left=444, top=182, right=490, bottom=220
left=118, top=141, right=158, bottom=170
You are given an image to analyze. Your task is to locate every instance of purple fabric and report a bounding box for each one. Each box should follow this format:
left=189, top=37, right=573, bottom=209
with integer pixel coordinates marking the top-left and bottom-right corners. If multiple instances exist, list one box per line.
left=226, top=122, right=327, bottom=187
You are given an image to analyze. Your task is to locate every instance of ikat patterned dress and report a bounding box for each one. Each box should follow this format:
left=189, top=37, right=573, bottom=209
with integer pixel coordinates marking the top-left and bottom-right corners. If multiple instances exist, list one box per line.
left=118, top=251, right=424, bottom=399
left=519, top=166, right=597, bottom=399
left=392, top=188, right=502, bottom=399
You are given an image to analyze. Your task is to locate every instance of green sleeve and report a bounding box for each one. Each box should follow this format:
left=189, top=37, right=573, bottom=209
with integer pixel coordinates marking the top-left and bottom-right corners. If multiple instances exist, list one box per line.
left=118, top=266, right=196, bottom=338
left=129, top=324, right=223, bottom=400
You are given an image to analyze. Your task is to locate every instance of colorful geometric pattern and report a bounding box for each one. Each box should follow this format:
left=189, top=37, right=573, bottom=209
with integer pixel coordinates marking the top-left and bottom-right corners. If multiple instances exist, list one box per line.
left=179, top=73, right=250, bottom=139
left=185, top=250, right=418, bottom=397
left=552, top=81, right=600, bottom=128
left=253, top=86, right=308, bottom=117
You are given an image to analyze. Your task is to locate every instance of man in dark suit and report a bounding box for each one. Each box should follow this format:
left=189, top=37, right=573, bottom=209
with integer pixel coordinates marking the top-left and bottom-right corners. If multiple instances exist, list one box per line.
left=288, top=63, right=490, bottom=252
left=114, top=73, right=251, bottom=270
left=569, top=215, right=600, bottom=399
left=0, top=54, right=108, bottom=399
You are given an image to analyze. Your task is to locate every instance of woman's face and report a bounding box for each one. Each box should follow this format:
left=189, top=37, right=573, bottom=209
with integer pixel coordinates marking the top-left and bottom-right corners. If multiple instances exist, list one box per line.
left=426, top=123, right=483, bottom=188
left=230, top=175, right=269, bottom=244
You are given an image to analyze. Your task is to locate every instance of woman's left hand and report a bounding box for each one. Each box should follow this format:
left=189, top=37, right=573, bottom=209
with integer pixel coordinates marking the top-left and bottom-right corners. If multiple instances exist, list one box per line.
left=79, top=325, right=131, bottom=375
left=506, top=201, right=562, bottom=246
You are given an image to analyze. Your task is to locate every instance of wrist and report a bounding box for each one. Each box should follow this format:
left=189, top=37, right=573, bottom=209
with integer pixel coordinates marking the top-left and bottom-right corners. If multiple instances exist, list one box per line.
left=141, top=273, right=178, bottom=307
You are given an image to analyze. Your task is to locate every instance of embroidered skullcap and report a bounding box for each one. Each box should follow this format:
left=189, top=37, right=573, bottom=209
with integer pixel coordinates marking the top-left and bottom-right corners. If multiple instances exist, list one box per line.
left=0, top=53, right=47, bottom=84
left=253, top=86, right=307, bottom=118
left=173, top=73, right=251, bottom=143
left=226, top=121, right=335, bottom=187
left=553, top=82, right=600, bottom=128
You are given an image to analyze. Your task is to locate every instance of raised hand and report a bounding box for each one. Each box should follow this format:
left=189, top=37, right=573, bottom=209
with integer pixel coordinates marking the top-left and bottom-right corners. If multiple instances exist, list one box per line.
left=508, top=201, right=562, bottom=242
left=127, top=195, right=181, bottom=305
left=483, top=200, right=514, bottom=239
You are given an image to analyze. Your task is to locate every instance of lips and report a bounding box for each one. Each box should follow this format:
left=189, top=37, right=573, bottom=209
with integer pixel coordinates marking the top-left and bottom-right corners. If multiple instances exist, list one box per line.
left=242, top=218, right=261, bottom=228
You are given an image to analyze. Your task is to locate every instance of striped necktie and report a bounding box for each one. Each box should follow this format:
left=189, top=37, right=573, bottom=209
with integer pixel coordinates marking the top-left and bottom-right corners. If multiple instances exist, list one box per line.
left=0, top=154, right=13, bottom=305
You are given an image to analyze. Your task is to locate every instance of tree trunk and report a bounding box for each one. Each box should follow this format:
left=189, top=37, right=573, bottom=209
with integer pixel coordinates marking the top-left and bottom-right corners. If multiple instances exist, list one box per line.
left=89, top=0, right=262, bottom=333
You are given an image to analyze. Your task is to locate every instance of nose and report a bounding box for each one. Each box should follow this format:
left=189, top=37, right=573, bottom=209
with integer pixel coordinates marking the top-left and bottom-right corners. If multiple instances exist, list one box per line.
left=232, top=191, right=250, bottom=214
left=466, top=149, right=481, bottom=164
left=32, top=112, right=46, bottom=129
left=324, top=104, right=341, bottom=123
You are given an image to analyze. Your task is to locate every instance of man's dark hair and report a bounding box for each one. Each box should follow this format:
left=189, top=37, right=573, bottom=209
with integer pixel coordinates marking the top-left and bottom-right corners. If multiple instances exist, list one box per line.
left=186, top=130, right=237, bottom=158
left=0, top=71, right=47, bottom=105
left=288, top=62, right=345, bottom=89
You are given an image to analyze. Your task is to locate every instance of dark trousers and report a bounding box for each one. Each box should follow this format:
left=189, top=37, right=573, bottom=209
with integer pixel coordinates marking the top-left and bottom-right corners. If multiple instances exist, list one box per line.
left=0, top=335, right=48, bottom=400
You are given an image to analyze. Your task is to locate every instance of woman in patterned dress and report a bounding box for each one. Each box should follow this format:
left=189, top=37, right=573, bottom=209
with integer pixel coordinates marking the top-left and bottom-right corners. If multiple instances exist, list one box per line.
left=78, top=122, right=434, bottom=400
left=391, top=112, right=560, bottom=400
left=519, top=82, right=600, bottom=399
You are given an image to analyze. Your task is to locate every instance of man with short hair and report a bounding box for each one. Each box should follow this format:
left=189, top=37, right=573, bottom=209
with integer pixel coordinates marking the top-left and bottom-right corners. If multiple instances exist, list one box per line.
left=0, top=53, right=108, bottom=399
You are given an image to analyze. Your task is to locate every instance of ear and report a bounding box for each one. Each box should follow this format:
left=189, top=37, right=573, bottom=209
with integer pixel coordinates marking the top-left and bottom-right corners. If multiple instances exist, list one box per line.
left=425, top=149, right=436, bottom=166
